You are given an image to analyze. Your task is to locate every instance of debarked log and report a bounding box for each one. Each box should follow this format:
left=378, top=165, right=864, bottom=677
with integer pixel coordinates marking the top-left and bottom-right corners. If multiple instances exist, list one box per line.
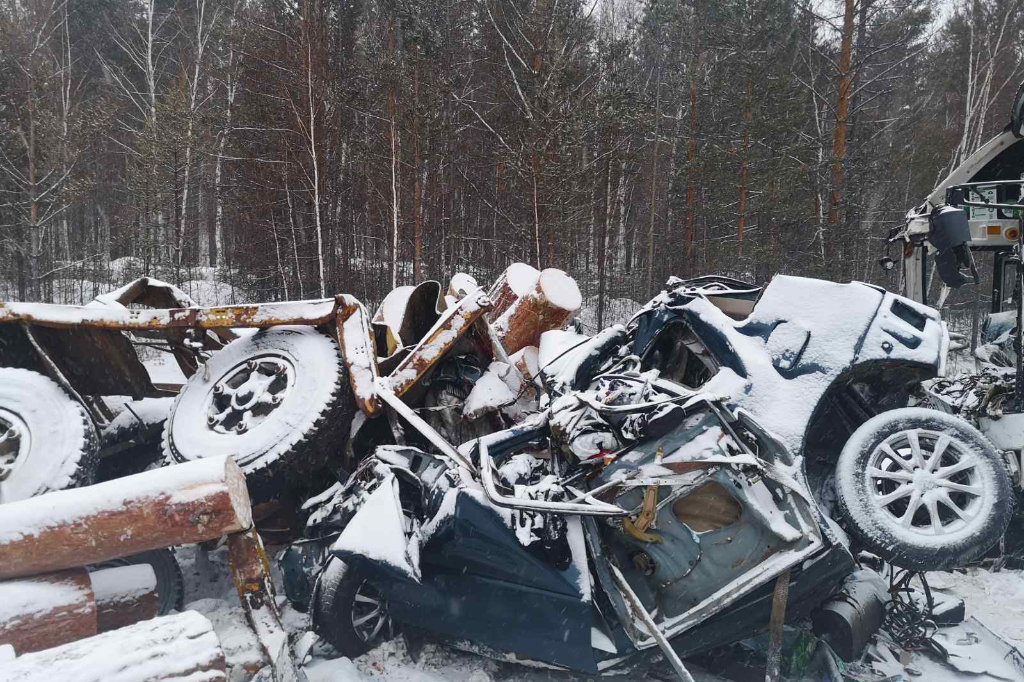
left=492, top=268, right=582, bottom=355
left=0, top=569, right=96, bottom=655
left=0, top=455, right=252, bottom=580
left=486, top=262, right=540, bottom=322
left=0, top=610, right=227, bottom=682
left=89, top=565, right=159, bottom=633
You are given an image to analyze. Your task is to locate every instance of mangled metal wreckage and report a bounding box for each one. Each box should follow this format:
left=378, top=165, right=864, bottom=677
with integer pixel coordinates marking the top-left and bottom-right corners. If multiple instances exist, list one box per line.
left=0, top=265, right=1019, bottom=678
left=281, top=274, right=1018, bottom=678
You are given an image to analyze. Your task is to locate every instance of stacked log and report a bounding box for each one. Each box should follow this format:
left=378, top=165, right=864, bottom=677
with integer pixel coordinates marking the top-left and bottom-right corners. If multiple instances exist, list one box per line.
left=486, top=263, right=540, bottom=321
left=510, top=345, right=540, bottom=382
left=0, top=569, right=96, bottom=654
left=89, top=565, right=159, bottom=633
left=0, top=610, right=227, bottom=682
left=0, top=456, right=260, bottom=679
left=0, top=566, right=162, bottom=655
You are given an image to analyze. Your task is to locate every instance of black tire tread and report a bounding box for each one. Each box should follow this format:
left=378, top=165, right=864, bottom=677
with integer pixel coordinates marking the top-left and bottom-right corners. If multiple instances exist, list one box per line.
left=0, top=367, right=99, bottom=498
left=161, top=328, right=355, bottom=503
left=313, top=558, right=386, bottom=658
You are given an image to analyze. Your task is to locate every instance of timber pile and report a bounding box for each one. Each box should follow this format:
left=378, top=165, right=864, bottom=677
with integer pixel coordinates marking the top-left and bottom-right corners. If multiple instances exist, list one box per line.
left=90, top=564, right=159, bottom=633
left=0, top=455, right=298, bottom=682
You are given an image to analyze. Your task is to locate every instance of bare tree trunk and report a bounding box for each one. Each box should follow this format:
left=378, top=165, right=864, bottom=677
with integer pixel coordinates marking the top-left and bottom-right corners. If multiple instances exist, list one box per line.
left=738, top=77, right=752, bottom=255
left=646, top=67, right=661, bottom=295
left=307, top=39, right=326, bottom=297
left=213, top=1, right=238, bottom=270
left=685, top=2, right=701, bottom=262
left=597, top=153, right=614, bottom=329
left=285, top=171, right=304, bottom=298
left=58, top=3, right=72, bottom=264
left=145, top=0, right=160, bottom=267
left=270, top=212, right=289, bottom=299
left=388, top=18, right=400, bottom=290
left=177, top=115, right=196, bottom=268
left=828, top=0, right=856, bottom=241
left=412, top=43, right=423, bottom=282
left=28, top=93, right=41, bottom=301
left=531, top=151, right=542, bottom=269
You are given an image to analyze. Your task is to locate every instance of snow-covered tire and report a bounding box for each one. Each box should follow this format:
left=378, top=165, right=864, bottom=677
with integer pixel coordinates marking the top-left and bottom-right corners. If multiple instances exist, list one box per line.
left=91, top=549, right=185, bottom=615
left=836, top=408, right=1014, bottom=571
left=312, top=558, right=393, bottom=658
left=162, top=327, right=354, bottom=503
left=0, top=367, right=98, bottom=503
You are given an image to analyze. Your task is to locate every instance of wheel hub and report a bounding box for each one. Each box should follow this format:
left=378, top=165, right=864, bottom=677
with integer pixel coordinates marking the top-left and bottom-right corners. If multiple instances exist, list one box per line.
left=206, top=356, right=295, bottom=435
left=0, top=408, right=29, bottom=482
left=866, top=428, right=984, bottom=537
left=912, top=468, right=937, bottom=492
left=352, top=580, right=390, bottom=644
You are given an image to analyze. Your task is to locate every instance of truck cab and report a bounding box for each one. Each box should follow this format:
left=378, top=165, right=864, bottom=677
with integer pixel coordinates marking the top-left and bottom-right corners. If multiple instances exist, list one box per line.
left=893, top=85, right=1024, bottom=310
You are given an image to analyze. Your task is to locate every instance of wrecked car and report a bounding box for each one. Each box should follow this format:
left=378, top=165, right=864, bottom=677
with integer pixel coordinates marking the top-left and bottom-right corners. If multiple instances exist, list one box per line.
left=0, top=264, right=575, bottom=508
left=627, top=275, right=1013, bottom=570
left=281, top=273, right=1014, bottom=676
left=297, top=395, right=851, bottom=677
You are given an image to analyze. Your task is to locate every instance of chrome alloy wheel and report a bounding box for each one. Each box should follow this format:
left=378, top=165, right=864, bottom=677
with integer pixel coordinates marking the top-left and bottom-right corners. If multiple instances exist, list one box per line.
left=351, top=580, right=390, bottom=644
left=866, top=428, right=984, bottom=536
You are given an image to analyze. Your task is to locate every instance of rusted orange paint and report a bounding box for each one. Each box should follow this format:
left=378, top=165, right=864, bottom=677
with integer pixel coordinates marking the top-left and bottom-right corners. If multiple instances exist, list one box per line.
left=333, top=295, right=382, bottom=417
left=0, top=300, right=338, bottom=331
left=387, top=293, right=491, bottom=397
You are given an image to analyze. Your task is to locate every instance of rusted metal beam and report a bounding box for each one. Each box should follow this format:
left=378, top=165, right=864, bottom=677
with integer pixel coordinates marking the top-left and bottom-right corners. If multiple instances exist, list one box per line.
left=332, top=295, right=382, bottom=417
left=386, top=291, right=491, bottom=397
left=454, top=282, right=512, bottom=366
left=0, top=299, right=338, bottom=332
left=227, top=529, right=305, bottom=682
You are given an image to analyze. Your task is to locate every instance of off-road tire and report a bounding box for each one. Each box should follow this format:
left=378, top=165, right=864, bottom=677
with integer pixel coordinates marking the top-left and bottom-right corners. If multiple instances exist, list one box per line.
left=162, top=327, right=355, bottom=504
left=0, top=367, right=98, bottom=503
left=91, top=548, right=185, bottom=614
left=312, top=558, right=392, bottom=658
left=836, top=408, right=1014, bottom=571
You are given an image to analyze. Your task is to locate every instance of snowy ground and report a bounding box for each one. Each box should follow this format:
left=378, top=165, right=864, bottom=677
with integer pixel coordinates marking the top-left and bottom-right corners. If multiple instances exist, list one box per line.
left=928, top=569, right=1024, bottom=648
left=176, top=544, right=1024, bottom=682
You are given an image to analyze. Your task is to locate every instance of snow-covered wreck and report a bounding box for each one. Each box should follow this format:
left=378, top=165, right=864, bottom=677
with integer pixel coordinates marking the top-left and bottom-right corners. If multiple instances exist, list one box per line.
left=280, top=274, right=1018, bottom=680
left=0, top=266, right=1021, bottom=682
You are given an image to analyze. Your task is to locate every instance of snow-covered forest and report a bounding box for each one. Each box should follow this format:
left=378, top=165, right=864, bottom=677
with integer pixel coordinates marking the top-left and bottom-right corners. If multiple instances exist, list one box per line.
left=1, top=0, right=1022, bottom=317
